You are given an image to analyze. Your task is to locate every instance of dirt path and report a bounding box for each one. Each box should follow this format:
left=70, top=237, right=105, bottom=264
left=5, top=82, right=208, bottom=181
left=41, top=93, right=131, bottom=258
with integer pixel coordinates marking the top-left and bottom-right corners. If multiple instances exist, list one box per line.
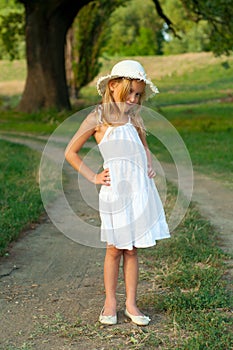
left=0, top=133, right=232, bottom=349
left=162, top=163, right=233, bottom=255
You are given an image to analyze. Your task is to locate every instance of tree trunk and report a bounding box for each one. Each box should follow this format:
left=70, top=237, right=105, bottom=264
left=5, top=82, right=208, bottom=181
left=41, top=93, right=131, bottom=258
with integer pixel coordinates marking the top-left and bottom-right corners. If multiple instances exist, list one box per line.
left=65, top=27, right=76, bottom=100
left=18, top=0, right=91, bottom=113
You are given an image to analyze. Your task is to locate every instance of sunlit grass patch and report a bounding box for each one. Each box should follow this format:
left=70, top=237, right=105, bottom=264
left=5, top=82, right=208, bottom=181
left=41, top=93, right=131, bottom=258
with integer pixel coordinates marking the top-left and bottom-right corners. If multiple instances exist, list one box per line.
left=0, top=109, right=71, bottom=134
left=0, top=60, right=26, bottom=82
left=146, top=103, right=233, bottom=180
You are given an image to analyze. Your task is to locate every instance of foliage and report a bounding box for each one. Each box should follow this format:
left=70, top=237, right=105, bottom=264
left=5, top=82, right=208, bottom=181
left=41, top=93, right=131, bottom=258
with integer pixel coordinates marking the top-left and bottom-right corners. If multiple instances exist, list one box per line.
left=69, top=0, right=123, bottom=96
left=103, top=0, right=232, bottom=56
left=180, top=0, right=233, bottom=55
left=160, top=0, right=210, bottom=54
left=160, top=0, right=233, bottom=55
left=103, top=0, right=164, bottom=56
left=0, top=2, right=25, bottom=60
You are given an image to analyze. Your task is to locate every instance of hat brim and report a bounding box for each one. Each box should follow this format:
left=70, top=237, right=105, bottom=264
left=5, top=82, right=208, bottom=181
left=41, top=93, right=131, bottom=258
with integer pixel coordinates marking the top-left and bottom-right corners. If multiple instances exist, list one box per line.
left=96, top=74, right=159, bottom=100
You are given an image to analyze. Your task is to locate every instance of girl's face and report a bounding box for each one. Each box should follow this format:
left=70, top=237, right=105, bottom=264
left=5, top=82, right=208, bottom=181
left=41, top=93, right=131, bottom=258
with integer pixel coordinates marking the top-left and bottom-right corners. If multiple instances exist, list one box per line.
left=109, top=79, right=145, bottom=108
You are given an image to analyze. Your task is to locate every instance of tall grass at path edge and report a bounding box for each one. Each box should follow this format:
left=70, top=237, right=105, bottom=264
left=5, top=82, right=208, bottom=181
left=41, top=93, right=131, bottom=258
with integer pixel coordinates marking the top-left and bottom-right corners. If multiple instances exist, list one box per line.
left=0, top=140, right=43, bottom=256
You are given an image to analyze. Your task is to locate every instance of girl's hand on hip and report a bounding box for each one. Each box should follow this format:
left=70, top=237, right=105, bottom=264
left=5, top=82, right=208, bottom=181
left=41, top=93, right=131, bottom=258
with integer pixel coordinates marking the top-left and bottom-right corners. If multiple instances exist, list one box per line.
left=148, top=166, right=156, bottom=178
left=95, top=168, right=111, bottom=186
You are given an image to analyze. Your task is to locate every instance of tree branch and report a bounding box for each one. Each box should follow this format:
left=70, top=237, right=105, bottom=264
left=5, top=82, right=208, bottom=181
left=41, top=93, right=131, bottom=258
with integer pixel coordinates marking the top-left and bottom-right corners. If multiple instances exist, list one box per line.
left=152, top=0, right=181, bottom=39
left=181, top=0, right=225, bottom=25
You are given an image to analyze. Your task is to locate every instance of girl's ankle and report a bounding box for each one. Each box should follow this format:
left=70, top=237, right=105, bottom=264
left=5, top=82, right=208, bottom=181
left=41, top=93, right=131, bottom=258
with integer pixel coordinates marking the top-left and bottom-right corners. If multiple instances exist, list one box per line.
left=125, top=302, right=143, bottom=316
left=103, top=300, right=117, bottom=316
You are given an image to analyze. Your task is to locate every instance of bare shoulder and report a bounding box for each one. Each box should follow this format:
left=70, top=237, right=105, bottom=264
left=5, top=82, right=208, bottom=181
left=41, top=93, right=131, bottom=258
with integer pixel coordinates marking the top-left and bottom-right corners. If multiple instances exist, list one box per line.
left=74, top=109, right=100, bottom=137
left=81, top=109, right=98, bottom=128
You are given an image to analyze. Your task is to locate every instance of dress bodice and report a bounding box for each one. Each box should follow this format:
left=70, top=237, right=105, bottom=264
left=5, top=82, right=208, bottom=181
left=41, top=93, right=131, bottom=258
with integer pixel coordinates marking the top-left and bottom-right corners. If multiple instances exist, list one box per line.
left=98, top=122, right=147, bottom=170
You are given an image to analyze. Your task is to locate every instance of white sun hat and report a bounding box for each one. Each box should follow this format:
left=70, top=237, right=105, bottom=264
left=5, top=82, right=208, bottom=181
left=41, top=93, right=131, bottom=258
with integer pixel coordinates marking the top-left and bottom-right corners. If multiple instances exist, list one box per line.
left=96, top=60, right=159, bottom=100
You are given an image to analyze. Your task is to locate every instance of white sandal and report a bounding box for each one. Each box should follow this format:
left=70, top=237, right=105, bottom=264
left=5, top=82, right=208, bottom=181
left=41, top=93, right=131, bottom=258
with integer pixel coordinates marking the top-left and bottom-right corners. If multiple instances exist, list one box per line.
left=124, top=308, right=151, bottom=326
left=99, top=307, right=117, bottom=325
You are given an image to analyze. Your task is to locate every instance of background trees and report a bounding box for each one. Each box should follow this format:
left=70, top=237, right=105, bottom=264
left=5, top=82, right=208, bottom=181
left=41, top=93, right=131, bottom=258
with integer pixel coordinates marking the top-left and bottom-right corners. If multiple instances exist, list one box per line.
left=102, top=0, right=164, bottom=56
left=178, top=0, right=233, bottom=56
left=0, top=0, right=232, bottom=112
left=159, top=0, right=233, bottom=55
left=161, top=0, right=211, bottom=54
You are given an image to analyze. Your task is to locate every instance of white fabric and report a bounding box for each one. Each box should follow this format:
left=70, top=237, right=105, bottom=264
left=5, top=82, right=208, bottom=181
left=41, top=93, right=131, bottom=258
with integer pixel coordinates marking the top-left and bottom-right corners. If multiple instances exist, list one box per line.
left=98, top=120, right=170, bottom=250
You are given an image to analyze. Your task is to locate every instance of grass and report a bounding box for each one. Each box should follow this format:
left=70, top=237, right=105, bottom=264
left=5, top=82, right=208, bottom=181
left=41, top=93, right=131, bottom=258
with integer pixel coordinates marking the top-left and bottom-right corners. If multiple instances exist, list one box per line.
left=0, top=60, right=26, bottom=82
left=146, top=103, right=233, bottom=180
left=0, top=140, right=43, bottom=256
left=0, top=109, right=71, bottom=134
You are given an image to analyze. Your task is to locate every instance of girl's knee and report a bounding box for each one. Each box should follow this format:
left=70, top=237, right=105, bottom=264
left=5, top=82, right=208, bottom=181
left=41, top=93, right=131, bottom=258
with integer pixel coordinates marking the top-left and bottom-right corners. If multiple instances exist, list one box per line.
left=106, top=245, right=123, bottom=258
left=124, top=247, right=137, bottom=257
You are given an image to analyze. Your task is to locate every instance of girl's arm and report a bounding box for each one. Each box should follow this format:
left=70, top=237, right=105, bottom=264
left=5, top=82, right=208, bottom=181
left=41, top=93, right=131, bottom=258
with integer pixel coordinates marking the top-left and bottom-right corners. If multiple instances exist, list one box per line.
left=138, top=131, right=156, bottom=178
left=65, top=113, right=110, bottom=186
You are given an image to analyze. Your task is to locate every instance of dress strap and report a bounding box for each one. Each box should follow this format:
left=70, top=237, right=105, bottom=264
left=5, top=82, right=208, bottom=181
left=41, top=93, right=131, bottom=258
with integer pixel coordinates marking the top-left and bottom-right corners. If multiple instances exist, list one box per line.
left=128, top=114, right=132, bottom=124
left=96, top=104, right=103, bottom=125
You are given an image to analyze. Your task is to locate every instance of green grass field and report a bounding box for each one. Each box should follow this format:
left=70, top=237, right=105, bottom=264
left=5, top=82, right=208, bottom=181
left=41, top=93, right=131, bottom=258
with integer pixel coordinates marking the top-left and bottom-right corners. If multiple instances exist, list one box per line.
left=0, top=53, right=232, bottom=348
left=153, top=60, right=233, bottom=180
left=0, top=140, right=43, bottom=256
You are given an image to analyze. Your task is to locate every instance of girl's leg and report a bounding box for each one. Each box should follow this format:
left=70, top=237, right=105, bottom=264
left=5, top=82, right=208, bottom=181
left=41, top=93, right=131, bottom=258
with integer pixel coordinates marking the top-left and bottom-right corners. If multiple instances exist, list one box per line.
left=103, top=245, right=123, bottom=316
left=123, top=247, right=144, bottom=316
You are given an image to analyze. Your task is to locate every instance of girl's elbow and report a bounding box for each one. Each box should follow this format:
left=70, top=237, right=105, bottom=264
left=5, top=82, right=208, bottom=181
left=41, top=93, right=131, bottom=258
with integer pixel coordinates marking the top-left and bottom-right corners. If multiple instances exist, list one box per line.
left=64, top=147, right=72, bottom=162
left=65, top=147, right=80, bottom=166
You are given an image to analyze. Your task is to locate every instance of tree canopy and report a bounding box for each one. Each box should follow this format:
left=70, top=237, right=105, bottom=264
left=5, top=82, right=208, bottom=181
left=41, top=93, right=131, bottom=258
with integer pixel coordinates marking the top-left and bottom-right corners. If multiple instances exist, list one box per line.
left=102, top=0, right=164, bottom=56
left=0, top=0, right=24, bottom=59
left=160, top=0, right=211, bottom=54
left=154, top=0, right=233, bottom=56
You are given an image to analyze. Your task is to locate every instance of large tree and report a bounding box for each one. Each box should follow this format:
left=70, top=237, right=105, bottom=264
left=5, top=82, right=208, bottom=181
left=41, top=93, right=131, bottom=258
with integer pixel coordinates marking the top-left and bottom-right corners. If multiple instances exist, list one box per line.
left=17, top=0, right=92, bottom=112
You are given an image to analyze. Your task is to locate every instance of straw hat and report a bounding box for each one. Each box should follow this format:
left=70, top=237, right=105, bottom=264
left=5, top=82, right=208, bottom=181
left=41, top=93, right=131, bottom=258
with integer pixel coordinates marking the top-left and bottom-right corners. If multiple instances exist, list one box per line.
left=96, top=60, right=159, bottom=100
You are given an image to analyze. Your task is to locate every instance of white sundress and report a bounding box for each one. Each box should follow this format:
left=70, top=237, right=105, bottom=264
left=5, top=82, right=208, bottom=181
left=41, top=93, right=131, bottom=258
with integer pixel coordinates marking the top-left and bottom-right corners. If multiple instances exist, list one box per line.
left=98, top=115, right=170, bottom=250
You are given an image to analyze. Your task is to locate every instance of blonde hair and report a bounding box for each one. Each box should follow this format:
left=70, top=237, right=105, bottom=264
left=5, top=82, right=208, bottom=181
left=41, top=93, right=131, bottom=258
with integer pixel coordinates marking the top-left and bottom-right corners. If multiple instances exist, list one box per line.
left=97, top=78, right=146, bottom=137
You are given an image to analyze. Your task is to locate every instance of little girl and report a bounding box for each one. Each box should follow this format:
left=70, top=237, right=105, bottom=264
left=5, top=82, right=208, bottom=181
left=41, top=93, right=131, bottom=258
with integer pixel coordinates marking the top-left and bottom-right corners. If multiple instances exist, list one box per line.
left=65, top=60, right=170, bottom=326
